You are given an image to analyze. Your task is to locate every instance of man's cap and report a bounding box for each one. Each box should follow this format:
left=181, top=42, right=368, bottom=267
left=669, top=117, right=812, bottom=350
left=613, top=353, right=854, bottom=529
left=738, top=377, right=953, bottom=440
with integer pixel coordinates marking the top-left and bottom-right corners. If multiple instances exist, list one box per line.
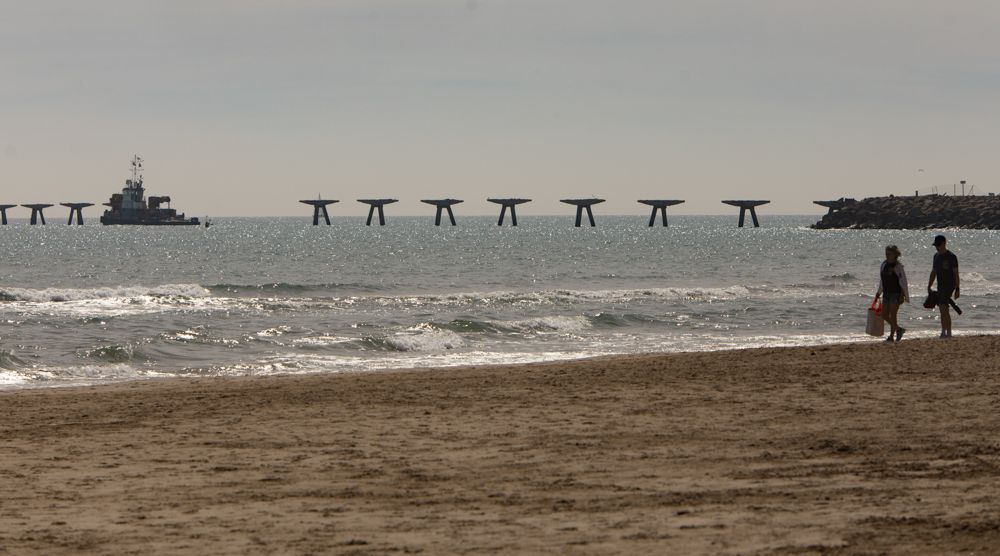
left=933, top=234, right=947, bottom=246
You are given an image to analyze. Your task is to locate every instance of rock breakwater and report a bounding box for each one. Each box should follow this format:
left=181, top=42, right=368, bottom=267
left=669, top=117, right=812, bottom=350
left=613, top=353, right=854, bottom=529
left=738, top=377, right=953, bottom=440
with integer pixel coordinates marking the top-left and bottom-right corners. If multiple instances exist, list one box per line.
left=812, top=195, right=1000, bottom=229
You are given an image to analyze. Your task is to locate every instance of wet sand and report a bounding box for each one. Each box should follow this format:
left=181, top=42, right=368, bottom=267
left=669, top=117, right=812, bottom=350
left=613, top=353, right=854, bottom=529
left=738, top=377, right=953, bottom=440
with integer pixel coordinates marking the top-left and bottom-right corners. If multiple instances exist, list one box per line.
left=3, top=336, right=1000, bottom=554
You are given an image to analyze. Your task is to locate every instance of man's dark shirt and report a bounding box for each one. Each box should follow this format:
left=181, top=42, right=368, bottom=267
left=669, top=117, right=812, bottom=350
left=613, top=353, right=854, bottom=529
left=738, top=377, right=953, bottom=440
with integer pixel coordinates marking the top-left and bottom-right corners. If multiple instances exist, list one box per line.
left=933, top=250, right=959, bottom=293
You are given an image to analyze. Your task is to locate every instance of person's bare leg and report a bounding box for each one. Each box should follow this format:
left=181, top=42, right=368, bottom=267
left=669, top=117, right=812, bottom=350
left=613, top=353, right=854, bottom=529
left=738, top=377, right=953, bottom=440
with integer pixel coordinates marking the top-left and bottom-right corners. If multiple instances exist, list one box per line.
left=885, top=303, right=898, bottom=335
left=888, top=303, right=902, bottom=339
left=893, top=303, right=906, bottom=340
left=939, top=305, right=952, bottom=337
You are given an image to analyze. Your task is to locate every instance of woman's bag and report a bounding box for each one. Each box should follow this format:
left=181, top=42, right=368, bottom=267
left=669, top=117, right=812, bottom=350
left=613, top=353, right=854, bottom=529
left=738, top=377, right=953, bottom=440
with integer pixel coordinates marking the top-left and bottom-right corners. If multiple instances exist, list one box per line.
left=866, top=297, right=884, bottom=336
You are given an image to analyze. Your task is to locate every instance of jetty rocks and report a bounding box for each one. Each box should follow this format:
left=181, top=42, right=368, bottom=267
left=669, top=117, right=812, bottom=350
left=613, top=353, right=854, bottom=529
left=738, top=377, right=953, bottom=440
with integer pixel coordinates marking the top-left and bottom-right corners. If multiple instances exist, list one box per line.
left=812, top=195, right=1000, bottom=230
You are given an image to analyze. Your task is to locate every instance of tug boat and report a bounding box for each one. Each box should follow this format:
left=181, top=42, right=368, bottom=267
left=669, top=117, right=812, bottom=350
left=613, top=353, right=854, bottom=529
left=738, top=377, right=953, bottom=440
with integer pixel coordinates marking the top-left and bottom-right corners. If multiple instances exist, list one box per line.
left=100, top=156, right=200, bottom=226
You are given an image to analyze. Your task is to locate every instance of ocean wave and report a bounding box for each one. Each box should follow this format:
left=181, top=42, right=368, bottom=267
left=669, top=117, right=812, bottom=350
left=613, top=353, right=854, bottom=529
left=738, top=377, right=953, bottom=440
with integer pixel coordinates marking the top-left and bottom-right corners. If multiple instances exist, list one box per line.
left=0, top=370, right=29, bottom=386
left=82, top=344, right=149, bottom=363
left=207, top=282, right=386, bottom=296
left=0, top=285, right=233, bottom=318
left=384, top=329, right=465, bottom=352
left=953, top=273, right=1000, bottom=296
left=256, top=326, right=293, bottom=338
left=431, top=319, right=505, bottom=334
left=203, top=350, right=601, bottom=377
left=5, top=364, right=173, bottom=387
left=0, top=284, right=211, bottom=303
left=161, top=327, right=241, bottom=347
left=360, top=323, right=466, bottom=352
left=5, top=280, right=997, bottom=326
left=503, top=315, right=594, bottom=333
left=288, top=335, right=358, bottom=348
left=305, top=283, right=883, bottom=309
left=822, top=273, right=860, bottom=282
left=0, top=283, right=863, bottom=313
left=345, top=286, right=763, bottom=309
left=0, top=350, right=28, bottom=370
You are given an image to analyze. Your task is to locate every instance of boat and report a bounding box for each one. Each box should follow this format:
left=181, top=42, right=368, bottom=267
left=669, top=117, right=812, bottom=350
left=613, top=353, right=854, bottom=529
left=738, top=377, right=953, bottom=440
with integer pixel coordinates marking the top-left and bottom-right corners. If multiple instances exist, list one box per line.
left=100, top=156, right=200, bottom=226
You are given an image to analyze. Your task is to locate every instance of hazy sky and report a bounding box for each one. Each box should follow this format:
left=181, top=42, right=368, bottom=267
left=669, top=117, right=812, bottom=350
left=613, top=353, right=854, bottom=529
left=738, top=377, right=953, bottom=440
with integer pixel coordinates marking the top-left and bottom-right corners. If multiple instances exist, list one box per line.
left=2, top=1, right=998, bottom=217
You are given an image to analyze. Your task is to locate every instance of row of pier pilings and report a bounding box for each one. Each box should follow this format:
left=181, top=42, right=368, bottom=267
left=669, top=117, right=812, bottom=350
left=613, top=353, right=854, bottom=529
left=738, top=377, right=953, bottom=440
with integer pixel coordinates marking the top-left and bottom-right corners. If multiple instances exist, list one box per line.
left=0, top=203, right=95, bottom=225
left=299, top=199, right=774, bottom=227
left=0, top=198, right=774, bottom=227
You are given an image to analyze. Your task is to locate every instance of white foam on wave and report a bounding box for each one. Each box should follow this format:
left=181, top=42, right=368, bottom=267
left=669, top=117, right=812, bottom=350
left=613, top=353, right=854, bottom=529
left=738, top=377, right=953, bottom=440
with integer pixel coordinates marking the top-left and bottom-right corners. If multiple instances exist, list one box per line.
left=207, top=349, right=602, bottom=377
left=10, top=326, right=1000, bottom=390
left=192, top=330, right=908, bottom=379
left=288, top=335, right=357, bottom=347
left=385, top=325, right=465, bottom=352
left=0, top=363, right=175, bottom=390
left=0, top=370, right=29, bottom=386
left=504, top=315, right=592, bottom=333
left=0, top=284, right=232, bottom=318
left=336, top=284, right=869, bottom=310
left=0, top=284, right=211, bottom=303
left=958, top=272, right=1000, bottom=295
left=256, top=326, right=293, bottom=338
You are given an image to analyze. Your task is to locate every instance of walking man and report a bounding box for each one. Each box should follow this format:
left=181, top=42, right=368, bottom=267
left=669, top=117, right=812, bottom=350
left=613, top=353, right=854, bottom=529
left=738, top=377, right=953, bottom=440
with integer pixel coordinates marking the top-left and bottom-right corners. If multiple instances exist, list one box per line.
left=928, top=235, right=960, bottom=338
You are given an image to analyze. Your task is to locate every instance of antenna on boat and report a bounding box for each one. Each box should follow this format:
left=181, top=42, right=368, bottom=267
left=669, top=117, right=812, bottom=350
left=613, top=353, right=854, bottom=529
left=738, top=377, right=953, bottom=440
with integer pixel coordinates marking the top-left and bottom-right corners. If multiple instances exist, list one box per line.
left=130, top=155, right=144, bottom=186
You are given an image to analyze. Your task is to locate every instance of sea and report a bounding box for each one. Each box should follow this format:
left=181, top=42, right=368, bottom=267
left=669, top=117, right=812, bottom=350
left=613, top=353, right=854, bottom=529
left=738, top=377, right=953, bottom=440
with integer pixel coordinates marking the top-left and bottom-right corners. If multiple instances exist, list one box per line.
left=2, top=215, right=999, bottom=389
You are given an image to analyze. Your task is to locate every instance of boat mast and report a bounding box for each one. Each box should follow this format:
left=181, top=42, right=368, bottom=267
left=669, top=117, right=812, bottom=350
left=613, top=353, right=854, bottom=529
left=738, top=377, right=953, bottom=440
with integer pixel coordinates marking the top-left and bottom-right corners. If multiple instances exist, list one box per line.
left=131, top=155, right=143, bottom=187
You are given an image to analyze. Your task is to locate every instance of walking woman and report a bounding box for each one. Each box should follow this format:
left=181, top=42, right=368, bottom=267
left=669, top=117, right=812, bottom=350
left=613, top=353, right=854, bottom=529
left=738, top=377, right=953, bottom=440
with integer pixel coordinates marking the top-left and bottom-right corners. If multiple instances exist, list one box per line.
left=875, top=245, right=910, bottom=342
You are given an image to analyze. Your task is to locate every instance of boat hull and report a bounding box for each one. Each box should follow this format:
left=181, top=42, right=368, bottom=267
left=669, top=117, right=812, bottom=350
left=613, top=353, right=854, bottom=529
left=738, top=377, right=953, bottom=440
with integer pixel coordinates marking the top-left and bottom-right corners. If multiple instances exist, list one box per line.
left=100, top=215, right=201, bottom=226
left=99, top=220, right=201, bottom=226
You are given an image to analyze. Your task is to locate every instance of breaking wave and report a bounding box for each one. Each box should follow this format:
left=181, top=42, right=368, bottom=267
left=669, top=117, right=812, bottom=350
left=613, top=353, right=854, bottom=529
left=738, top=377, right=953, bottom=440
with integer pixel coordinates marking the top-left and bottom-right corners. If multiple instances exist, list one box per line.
left=0, top=284, right=211, bottom=303
left=503, top=315, right=593, bottom=332
left=82, top=344, right=149, bottom=363
left=0, top=350, right=28, bottom=370
left=383, top=326, right=465, bottom=352
left=207, top=282, right=385, bottom=296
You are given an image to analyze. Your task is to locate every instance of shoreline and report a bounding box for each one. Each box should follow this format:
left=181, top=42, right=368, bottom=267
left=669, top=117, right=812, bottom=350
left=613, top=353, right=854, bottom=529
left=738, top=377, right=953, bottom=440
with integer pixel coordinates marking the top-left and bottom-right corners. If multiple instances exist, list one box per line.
left=1, top=331, right=971, bottom=393
left=4, top=336, right=1000, bottom=554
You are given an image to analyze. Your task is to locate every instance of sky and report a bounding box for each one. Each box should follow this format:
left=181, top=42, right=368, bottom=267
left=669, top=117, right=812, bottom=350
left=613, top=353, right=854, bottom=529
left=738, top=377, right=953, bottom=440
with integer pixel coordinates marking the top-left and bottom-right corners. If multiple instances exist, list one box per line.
left=2, top=1, right=999, bottom=217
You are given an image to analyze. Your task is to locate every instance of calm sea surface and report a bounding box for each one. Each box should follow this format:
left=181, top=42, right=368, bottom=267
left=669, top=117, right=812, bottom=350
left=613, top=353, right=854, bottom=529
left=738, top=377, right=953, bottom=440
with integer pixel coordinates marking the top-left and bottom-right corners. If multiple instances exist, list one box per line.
left=2, top=215, right=999, bottom=389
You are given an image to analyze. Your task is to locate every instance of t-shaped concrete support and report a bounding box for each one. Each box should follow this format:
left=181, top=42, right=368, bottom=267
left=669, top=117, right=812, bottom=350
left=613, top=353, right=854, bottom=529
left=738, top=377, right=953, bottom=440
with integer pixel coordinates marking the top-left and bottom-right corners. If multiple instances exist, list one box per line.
left=0, top=204, right=14, bottom=225
left=560, top=199, right=605, bottom=227
left=813, top=199, right=855, bottom=215
left=721, top=200, right=770, bottom=227
left=21, top=204, right=54, bottom=225
left=61, top=203, right=95, bottom=225
left=357, top=199, right=398, bottom=226
left=299, top=199, right=339, bottom=225
left=638, top=200, right=685, bottom=227
left=487, top=198, right=532, bottom=226
left=421, top=199, right=463, bottom=226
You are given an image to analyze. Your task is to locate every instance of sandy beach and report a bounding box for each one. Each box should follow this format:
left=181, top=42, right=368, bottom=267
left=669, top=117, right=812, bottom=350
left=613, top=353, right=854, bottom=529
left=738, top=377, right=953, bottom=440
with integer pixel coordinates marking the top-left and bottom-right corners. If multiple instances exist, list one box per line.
left=3, top=336, right=1000, bottom=554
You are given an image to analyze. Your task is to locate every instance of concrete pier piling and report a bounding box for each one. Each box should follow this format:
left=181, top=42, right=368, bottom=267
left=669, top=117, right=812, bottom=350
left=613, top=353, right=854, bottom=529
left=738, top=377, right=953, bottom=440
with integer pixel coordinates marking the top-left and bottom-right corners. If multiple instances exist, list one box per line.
left=421, top=199, right=463, bottom=226
left=637, top=199, right=685, bottom=227
left=813, top=198, right=856, bottom=215
left=721, top=200, right=770, bottom=227
left=299, top=199, right=338, bottom=225
left=21, top=204, right=54, bottom=225
left=487, top=198, right=531, bottom=226
left=0, top=205, right=14, bottom=225
left=357, top=199, right=398, bottom=226
left=61, top=203, right=95, bottom=225
left=560, top=199, right=605, bottom=227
